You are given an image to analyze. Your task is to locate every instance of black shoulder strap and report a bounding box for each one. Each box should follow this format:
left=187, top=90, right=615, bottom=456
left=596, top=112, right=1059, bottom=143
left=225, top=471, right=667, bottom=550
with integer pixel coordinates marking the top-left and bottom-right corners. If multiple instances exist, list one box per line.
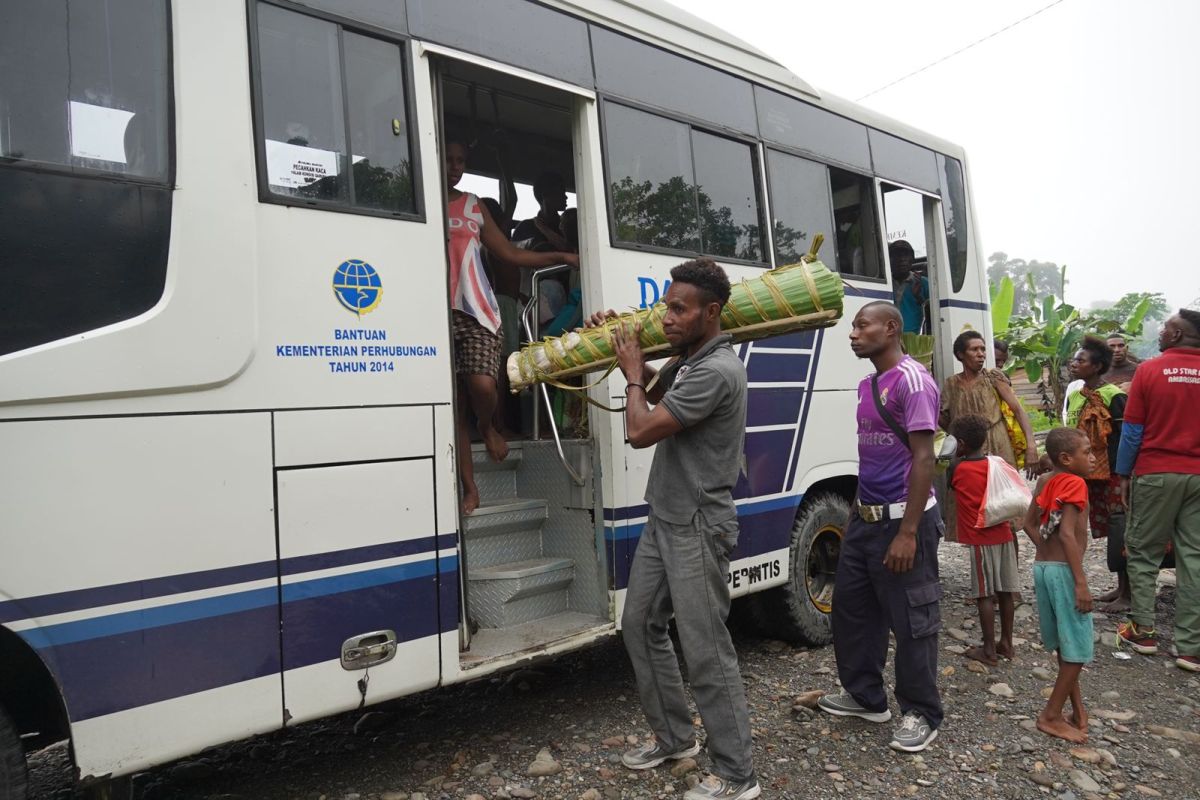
left=871, top=373, right=911, bottom=451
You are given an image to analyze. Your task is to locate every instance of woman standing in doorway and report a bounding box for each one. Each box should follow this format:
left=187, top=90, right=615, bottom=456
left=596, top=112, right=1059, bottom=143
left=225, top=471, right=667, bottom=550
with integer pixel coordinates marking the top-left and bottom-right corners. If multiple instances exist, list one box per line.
left=444, top=137, right=577, bottom=514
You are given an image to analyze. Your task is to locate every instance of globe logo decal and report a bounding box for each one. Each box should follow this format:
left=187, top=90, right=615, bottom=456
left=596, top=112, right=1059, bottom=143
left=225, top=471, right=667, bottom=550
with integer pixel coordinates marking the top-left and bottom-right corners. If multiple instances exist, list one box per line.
left=332, top=259, right=382, bottom=317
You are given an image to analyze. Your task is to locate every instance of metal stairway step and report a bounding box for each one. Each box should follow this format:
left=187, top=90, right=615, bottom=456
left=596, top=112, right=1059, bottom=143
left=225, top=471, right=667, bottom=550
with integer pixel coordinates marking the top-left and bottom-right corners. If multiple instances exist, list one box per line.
left=471, top=444, right=523, bottom=501
left=462, top=498, right=547, bottom=569
left=467, top=556, right=575, bottom=629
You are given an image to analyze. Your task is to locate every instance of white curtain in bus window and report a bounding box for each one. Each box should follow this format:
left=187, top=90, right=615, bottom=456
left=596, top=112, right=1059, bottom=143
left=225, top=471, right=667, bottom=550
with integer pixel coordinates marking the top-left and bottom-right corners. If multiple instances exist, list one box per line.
left=766, top=151, right=836, bottom=268
left=258, top=4, right=348, bottom=202
left=691, top=131, right=763, bottom=263
left=603, top=103, right=700, bottom=252
left=343, top=32, right=414, bottom=213
left=0, top=0, right=169, bottom=181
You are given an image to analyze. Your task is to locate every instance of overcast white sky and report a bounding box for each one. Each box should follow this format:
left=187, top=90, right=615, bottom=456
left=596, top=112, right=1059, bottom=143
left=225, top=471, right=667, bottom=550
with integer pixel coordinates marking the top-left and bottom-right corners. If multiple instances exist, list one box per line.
left=676, top=0, right=1200, bottom=312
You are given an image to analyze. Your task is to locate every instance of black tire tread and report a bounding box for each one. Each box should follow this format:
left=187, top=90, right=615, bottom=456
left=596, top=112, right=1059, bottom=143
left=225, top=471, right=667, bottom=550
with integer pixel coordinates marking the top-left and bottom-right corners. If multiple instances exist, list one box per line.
left=0, top=705, right=28, bottom=800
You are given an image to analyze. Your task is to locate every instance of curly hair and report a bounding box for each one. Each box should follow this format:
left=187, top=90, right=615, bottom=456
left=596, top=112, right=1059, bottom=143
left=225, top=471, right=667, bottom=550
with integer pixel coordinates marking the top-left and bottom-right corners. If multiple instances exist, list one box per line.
left=953, top=329, right=985, bottom=358
left=1078, top=334, right=1112, bottom=375
left=949, top=413, right=989, bottom=452
left=671, top=258, right=731, bottom=306
left=1179, top=308, right=1200, bottom=337
left=1045, top=427, right=1088, bottom=466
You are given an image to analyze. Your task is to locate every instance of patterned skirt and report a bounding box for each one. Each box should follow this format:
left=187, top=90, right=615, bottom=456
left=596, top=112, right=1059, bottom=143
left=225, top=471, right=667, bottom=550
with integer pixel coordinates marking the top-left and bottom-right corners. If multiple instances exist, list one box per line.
left=1086, top=474, right=1123, bottom=539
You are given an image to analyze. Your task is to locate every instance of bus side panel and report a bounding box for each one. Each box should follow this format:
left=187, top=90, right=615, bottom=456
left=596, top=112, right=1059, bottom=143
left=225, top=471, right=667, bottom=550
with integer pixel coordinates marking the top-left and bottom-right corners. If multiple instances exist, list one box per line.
left=0, top=414, right=281, bottom=778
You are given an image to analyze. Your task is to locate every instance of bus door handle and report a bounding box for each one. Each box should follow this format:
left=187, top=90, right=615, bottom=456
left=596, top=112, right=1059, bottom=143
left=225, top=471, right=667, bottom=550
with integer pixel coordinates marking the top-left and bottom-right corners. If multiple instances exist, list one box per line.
left=341, top=630, right=398, bottom=670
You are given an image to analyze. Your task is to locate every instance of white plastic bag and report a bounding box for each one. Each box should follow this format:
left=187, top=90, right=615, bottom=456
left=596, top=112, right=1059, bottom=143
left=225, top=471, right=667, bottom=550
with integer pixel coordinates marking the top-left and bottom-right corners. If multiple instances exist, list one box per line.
left=977, top=455, right=1032, bottom=527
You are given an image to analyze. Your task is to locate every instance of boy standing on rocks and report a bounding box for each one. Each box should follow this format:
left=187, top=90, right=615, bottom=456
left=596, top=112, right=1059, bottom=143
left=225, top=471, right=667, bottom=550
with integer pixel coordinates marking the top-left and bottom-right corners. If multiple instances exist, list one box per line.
left=1023, top=427, right=1095, bottom=744
left=948, top=414, right=1019, bottom=666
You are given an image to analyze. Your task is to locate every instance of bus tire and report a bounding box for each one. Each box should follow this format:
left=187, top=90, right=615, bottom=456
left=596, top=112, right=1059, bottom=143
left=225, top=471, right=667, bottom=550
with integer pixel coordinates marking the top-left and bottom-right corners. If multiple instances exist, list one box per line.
left=755, top=493, right=849, bottom=646
left=0, top=704, right=27, bottom=800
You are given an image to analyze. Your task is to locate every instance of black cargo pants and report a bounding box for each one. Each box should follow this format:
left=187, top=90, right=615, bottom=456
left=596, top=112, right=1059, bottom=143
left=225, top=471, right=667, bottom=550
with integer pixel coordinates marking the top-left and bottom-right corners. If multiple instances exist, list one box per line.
left=831, top=504, right=944, bottom=728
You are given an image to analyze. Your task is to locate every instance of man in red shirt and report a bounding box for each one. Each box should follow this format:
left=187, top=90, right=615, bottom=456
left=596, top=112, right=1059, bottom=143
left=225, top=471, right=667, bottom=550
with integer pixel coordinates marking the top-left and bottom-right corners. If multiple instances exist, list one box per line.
left=1114, top=309, right=1200, bottom=671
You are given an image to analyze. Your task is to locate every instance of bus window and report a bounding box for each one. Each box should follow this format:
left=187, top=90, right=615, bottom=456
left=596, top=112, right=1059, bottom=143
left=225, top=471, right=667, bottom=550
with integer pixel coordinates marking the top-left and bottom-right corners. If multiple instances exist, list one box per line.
left=254, top=2, right=416, bottom=215
left=829, top=167, right=883, bottom=280
left=604, top=102, right=700, bottom=253
left=766, top=150, right=836, bottom=267
left=0, top=0, right=170, bottom=182
left=692, top=130, right=764, bottom=263
left=938, top=154, right=969, bottom=292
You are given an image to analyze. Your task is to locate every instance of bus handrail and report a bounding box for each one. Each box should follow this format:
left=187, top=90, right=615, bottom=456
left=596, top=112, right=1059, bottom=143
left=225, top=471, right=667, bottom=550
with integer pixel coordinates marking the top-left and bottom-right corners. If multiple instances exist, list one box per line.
left=521, top=264, right=586, bottom=486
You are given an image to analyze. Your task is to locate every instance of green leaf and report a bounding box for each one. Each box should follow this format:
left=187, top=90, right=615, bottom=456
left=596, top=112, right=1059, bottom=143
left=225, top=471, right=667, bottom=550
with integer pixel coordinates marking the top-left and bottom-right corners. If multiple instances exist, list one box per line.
left=1042, top=294, right=1057, bottom=326
left=1023, top=358, right=1043, bottom=383
left=991, top=276, right=1014, bottom=336
left=1123, top=296, right=1152, bottom=336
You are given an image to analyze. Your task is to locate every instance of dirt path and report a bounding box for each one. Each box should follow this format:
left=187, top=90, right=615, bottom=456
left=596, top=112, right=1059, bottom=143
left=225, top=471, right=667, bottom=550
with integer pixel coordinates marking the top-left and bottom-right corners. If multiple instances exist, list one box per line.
left=29, top=541, right=1200, bottom=800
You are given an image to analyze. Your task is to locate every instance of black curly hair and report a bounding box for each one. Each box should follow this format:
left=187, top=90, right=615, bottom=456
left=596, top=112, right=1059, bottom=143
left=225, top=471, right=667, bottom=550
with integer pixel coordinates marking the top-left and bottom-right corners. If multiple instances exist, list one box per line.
left=953, top=329, right=986, bottom=358
left=949, top=413, right=990, bottom=452
left=1077, top=334, right=1112, bottom=375
left=670, top=258, right=732, bottom=307
left=1179, top=308, right=1200, bottom=337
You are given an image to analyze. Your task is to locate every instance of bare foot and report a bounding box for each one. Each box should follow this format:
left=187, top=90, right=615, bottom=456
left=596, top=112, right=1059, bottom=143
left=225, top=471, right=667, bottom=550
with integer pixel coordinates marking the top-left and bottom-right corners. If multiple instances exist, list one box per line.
left=1069, top=706, right=1088, bottom=732
left=461, top=485, right=480, bottom=516
left=965, top=645, right=999, bottom=667
left=996, top=641, right=1015, bottom=661
left=1037, top=713, right=1088, bottom=743
left=1095, top=586, right=1121, bottom=603
left=481, top=426, right=509, bottom=463
left=1099, top=597, right=1131, bottom=614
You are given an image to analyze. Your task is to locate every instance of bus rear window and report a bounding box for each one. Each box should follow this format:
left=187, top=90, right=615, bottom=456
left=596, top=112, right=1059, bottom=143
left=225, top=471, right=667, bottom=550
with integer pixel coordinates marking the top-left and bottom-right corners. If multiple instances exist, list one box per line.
left=0, top=0, right=170, bottom=183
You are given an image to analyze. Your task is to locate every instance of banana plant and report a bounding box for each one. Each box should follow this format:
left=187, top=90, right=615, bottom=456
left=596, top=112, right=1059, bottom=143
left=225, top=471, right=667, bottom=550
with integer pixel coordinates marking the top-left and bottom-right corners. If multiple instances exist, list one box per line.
left=997, top=265, right=1150, bottom=415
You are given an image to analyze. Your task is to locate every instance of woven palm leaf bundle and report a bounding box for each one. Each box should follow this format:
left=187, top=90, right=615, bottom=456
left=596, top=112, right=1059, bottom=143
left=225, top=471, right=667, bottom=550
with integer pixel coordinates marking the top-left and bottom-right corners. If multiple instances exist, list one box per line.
left=507, top=236, right=844, bottom=393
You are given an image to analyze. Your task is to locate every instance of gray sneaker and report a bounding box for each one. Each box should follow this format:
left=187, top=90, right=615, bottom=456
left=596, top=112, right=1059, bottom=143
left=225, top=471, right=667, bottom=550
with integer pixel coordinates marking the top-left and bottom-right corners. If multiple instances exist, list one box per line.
left=816, top=692, right=892, bottom=723
left=621, top=738, right=701, bottom=770
left=684, top=774, right=762, bottom=800
left=889, top=713, right=938, bottom=752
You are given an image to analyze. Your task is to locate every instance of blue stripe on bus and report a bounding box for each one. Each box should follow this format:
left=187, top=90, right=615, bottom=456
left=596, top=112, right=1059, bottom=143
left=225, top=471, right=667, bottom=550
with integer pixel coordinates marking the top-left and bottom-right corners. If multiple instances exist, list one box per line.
left=0, top=534, right=457, bottom=625
left=938, top=298, right=988, bottom=310
left=843, top=286, right=892, bottom=300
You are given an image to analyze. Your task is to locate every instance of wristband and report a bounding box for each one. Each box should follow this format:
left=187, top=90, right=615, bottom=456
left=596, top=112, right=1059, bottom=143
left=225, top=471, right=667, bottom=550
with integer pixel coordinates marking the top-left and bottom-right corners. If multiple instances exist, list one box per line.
left=626, top=383, right=645, bottom=393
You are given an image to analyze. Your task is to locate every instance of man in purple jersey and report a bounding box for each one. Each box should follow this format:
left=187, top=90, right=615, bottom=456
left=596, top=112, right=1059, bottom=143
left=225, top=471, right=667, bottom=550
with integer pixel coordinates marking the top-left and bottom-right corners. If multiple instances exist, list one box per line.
left=818, top=301, right=944, bottom=753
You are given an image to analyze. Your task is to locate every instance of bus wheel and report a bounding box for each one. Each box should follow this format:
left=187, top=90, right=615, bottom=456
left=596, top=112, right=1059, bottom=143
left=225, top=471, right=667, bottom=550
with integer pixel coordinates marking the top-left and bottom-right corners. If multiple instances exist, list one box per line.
left=0, top=705, right=28, bottom=800
left=755, top=493, right=849, bottom=646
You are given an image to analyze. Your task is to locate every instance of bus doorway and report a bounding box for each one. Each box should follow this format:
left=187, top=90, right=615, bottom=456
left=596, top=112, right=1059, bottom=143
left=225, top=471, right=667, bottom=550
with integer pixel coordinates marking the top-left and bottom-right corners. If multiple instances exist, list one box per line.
left=880, top=182, right=949, bottom=381
left=431, top=55, right=611, bottom=669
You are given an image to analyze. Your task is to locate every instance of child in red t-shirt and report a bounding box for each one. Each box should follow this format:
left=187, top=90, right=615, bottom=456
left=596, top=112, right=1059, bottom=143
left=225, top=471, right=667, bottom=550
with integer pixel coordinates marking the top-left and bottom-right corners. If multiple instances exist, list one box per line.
left=1023, top=427, right=1095, bottom=744
left=949, top=414, right=1019, bottom=666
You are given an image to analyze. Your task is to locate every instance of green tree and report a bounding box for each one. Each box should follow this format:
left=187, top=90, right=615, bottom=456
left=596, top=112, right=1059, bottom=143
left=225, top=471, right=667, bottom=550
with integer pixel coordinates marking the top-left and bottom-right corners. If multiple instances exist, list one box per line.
left=1091, top=292, right=1170, bottom=325
left=987, top=252, right=1061, bottom=316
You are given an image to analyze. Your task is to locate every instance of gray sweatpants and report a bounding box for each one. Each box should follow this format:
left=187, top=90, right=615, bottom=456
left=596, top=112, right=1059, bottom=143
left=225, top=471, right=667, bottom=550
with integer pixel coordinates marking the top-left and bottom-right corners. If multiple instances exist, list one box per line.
left=621, top=513, right=754, bottom=783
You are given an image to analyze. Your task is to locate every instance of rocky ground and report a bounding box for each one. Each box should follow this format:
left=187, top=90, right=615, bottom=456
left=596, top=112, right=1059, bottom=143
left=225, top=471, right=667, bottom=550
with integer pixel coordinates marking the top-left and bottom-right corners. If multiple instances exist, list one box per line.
left=29, top=541, right=1200, bottom=800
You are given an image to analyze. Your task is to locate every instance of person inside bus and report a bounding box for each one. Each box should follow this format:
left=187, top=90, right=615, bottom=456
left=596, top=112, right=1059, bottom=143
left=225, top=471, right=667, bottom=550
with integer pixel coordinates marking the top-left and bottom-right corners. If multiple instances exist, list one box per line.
left=513, top=170, right=571, bottom=251
left=445, top=137, right=578, bottom=514
left=889, top=239, right=929, bottom=334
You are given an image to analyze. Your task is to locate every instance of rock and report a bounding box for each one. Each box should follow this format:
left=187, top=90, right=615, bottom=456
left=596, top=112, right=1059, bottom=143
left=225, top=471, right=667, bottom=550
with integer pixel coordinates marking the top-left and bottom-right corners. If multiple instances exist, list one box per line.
left=1040, top=687, right=1054, bottom=699
left=794, top=690, right=825, bottom=709
left=966, top=660, right=989, bottom=674
left=380, top=793, right=408, bottom=800
left=465, top=795, right=486, bottom=800
left=824, top=763, right=841, bottom=772
left=510, top=788, right=537, bottom=799
left=1134, top=786, right=1162, bottom=797
left=1146, top=724, right=1200, bottom=744
left=988, top=682, right=1015, bottom=698
left=1029, top=771, right=1055, bottom=787
left=471, top=761, right=495, bottom=777
left=1070, top=770, right=1103, bottom=793
left=169, top=761, right=214, bottom=782
left=1167, top=747, right=1181, bottom=758
left=1101, top=690, right=1120, bottom=701
left=1093, top=709, right=1136, bottom=721
left=597, top=767, right=616, bottom=780
left=353, top=711, right=395, bottom=735
left=670, top=758, right=698, bottom=777
left=1100, top=632, right=1121, bottom=647
left=945, top=645, right=968, bottom=655
left=527, top=749, right=563, bottom=777
left=580, top=790, right=602, bottom=800
left=941, top=666, right=955, bottom=677
left=600, top=736, right=624, bottom=747
left=1050, top=752, right=1073, bottom=770
left=1069, top=747, right=1103, bottom=764
left=1015, top=604, right=1034, bottom=620
left=947, top=628, right=971, bottom=641
left=828, top=772, right=845, bottom=782
left=1031, top=667, right=1054, bottom=681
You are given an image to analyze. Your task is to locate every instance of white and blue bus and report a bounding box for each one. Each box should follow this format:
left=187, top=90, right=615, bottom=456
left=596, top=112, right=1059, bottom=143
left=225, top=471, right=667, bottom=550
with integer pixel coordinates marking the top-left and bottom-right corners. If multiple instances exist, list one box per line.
left=0, top=0, right=991, bottom=794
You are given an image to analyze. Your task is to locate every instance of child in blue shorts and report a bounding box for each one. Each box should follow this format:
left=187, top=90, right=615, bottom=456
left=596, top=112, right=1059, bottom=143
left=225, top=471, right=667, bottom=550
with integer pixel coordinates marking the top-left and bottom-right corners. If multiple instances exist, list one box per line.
left=1022, top=427, right=1095, bottom=744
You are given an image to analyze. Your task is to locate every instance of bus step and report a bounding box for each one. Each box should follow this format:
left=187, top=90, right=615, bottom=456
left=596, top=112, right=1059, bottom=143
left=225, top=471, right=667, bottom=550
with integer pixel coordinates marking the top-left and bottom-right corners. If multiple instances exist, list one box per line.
left=462, top=498, right=548, bottom=570
left=467, top=556, right=574, bottom=628
left=472, top=444, right=523, bottom=502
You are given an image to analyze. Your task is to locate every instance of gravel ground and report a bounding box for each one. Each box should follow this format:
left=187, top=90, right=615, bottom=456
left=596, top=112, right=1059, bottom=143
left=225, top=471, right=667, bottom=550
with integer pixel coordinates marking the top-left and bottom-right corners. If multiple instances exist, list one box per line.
left=28, top=540, right=1200, bottom=800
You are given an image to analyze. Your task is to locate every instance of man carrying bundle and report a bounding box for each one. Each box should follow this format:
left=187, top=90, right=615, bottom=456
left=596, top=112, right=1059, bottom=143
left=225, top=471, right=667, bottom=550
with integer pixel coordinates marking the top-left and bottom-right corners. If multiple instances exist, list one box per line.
left=588, top=258, right=758, bottom=800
